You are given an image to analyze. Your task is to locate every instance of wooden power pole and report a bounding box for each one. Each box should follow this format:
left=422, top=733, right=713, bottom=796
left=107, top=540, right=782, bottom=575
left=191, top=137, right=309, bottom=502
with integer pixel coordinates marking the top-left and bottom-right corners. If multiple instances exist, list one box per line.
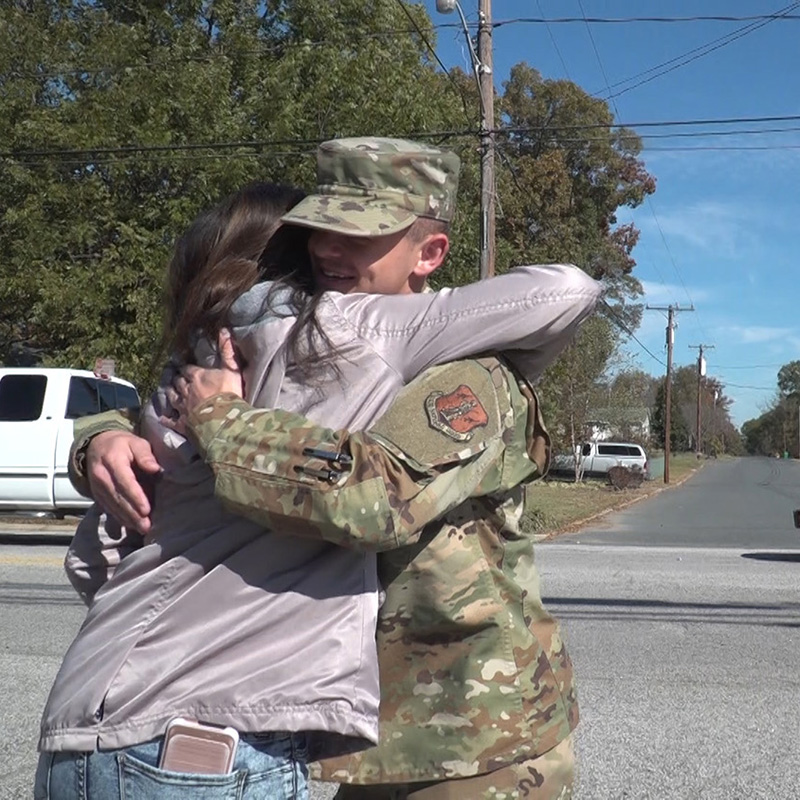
left=435, top=0, right=496, bottom=279
left=647, top=304, right=694, bottom=483
left=477, top=0, right=495, bottom=279
left=689, top=343, right=714, bottom=455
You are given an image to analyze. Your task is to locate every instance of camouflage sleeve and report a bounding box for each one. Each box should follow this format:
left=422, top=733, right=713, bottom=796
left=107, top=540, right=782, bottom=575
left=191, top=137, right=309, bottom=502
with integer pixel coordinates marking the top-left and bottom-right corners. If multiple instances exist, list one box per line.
left=68, top=408, right=140, bottom=498
left=186, top=359, right=548, bottom=551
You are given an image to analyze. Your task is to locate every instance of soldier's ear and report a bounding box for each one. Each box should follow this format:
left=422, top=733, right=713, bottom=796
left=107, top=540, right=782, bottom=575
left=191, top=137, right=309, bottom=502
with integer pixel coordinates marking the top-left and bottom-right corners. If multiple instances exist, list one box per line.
left=412, top=232, right=449, bottom=281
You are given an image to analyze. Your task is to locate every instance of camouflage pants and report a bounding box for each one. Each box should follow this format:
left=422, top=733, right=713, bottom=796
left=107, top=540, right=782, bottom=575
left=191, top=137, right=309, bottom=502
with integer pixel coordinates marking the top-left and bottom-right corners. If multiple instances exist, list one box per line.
left=333, top=736, right=574, bottom=800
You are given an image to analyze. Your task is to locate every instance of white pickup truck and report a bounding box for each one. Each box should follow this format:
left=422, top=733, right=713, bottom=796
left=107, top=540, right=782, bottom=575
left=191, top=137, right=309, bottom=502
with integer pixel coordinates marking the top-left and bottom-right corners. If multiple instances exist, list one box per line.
left=551, top=441, right=648, bottom=479
left=0, top=367, right=140, bottom=515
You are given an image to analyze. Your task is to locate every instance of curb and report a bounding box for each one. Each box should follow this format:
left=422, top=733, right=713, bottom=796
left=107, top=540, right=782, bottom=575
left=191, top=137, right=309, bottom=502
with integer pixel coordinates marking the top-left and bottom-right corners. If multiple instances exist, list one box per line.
left=537, top=462, right=705, bottom=542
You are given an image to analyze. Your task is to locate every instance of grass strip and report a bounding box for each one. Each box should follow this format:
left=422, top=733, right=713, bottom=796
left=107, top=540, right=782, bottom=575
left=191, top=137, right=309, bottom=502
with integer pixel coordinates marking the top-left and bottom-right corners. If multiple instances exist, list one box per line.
left=524, top=452, right=705, bottom=537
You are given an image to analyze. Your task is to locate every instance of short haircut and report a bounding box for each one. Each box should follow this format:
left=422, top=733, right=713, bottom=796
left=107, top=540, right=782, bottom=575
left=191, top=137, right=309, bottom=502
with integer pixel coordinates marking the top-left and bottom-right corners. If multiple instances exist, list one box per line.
left=408, top=216, right=450, bottom=243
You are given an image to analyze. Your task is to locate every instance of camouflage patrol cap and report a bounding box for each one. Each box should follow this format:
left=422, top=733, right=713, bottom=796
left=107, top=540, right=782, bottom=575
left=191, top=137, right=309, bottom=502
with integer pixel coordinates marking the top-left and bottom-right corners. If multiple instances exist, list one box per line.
left=281, top=137, right=460, bottom=237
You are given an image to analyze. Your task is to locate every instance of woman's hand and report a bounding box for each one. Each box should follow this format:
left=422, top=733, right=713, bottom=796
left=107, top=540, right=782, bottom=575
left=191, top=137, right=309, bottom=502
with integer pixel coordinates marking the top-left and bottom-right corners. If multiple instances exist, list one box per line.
left=163, top=330, right=244, bottom=435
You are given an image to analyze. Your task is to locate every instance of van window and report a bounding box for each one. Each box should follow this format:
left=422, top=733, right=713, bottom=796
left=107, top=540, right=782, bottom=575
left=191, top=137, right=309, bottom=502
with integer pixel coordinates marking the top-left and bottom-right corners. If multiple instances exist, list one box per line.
left=0, top=374, right=47, bottom=421
left=581, top=443, right=592, bottom=457
left=626, top=446, right=644, bottom=457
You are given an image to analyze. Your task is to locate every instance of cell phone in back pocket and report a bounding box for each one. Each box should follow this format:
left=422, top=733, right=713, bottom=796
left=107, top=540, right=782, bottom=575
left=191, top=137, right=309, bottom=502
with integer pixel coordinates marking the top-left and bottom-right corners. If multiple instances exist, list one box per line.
left=159, top=717, right=239, bottom=774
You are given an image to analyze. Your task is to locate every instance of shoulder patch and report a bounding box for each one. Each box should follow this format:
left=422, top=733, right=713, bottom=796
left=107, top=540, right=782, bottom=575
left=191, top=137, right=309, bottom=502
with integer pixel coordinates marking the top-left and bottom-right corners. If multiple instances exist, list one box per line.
left=370, top=361, right=504, bottom=468
left=425, top=385, right=488, bottom=441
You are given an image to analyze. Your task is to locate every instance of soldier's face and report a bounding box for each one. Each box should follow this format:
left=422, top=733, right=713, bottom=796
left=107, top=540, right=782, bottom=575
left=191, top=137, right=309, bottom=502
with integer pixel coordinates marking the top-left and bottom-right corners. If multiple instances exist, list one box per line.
left=308, top=228, right=424, bottom=295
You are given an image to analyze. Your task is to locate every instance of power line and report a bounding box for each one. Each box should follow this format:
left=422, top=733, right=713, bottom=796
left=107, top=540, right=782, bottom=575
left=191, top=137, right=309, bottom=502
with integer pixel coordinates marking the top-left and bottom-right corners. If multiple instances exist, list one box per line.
left=602, top=301, right=666, bottom=368
left=8, top=112, right=800, bottom=157
left=717, top=380, right=777, bottom=391
left=491, top=14, right=800, bottom=26
left=645, top=197, right=709, bottom=343
left=577, top=0, right=707, bottom=357
left=535, top=0, right=571, bottom=80
left=8, top=112, right=800, bottom=162
left=503, top=113, right=800, bottom=131
left=594, top=1, right=800, bottom=101
left=614, top=125, right=800, bottom=141
left=714, top=364, right=787, bottom=370
left=9, top=10, right=800, bottom=81
left=638, top=144, right=800, bottom=152
left=393, top=0, right=472, bottom=125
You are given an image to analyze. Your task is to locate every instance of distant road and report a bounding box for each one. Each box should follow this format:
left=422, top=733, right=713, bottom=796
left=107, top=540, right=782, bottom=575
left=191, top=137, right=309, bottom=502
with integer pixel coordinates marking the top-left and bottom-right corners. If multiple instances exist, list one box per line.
left=543, top=456, right=800, bottom=799
left=557, top=455, right=800, bottom=548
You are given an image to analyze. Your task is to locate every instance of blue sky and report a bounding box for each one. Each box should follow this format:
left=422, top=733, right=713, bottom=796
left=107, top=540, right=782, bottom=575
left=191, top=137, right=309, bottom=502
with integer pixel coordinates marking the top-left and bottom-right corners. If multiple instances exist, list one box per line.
left=420, top=0, right=800, bottom=426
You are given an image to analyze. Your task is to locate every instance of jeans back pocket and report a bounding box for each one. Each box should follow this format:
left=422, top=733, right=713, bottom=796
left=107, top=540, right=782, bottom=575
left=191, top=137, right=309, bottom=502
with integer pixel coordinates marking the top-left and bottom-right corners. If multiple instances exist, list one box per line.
left=118, top=752, right=246, bottom=800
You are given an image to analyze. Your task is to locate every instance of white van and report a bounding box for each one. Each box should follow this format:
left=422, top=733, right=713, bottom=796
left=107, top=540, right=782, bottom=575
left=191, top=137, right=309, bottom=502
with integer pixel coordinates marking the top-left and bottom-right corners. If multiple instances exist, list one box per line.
left=0, top=368, right=140, bottom=514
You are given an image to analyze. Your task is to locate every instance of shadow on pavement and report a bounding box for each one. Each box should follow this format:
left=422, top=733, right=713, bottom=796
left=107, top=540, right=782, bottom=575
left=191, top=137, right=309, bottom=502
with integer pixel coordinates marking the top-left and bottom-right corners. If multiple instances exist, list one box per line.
left=741, top=551, right=800, bottom=563
left=0, top=533, right=73, bottom=546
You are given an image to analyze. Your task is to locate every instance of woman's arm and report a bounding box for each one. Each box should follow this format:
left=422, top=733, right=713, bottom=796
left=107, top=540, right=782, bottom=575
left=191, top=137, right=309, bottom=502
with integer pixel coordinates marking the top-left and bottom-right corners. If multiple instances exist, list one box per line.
left=336, top=263, right=603, bottom=382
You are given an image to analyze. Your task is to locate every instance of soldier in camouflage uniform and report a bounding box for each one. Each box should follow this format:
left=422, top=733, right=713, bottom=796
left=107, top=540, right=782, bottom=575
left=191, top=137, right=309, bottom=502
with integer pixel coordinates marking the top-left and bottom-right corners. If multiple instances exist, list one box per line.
left=73, top=137, right=595, bottom=799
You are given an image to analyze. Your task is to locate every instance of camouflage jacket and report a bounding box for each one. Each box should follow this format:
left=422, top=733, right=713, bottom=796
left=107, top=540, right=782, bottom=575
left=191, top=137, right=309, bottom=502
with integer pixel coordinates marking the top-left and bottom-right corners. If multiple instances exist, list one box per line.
left=179, top=357, right=578, bottom=784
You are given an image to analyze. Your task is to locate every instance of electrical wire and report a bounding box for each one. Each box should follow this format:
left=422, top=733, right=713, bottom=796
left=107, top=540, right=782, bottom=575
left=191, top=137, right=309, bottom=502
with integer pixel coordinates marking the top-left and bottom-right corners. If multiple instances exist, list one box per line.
left=535, top=0, right=571, bottom=80
left=393, top=0, right=472, bottom=125
left=13, top=11, right=800, bottom=82
left=602, top=301, right=667, bottom=368
left=595, top=1, right=800, bottom=102
left=714, top=364, right=788, bottom=370
left=7, top=112, right=800, bottom=162
left=577, top=1, right=705, bottom=350
left=716, top=381, right=777, bottom=391
left=490, top=13, right=800, bottom=27
left=9, top=9, right=800, bottom=82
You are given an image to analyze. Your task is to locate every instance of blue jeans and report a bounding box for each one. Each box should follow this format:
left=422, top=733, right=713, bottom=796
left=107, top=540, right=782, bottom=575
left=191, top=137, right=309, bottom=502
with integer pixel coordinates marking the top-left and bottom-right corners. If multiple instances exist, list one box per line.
left=34, top=731, right=309, bottom=799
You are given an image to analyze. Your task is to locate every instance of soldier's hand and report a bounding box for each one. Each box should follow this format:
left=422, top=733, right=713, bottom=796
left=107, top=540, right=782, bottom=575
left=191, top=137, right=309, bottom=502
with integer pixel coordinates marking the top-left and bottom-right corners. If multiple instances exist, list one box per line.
left=86, top=431, right=161, bottom=533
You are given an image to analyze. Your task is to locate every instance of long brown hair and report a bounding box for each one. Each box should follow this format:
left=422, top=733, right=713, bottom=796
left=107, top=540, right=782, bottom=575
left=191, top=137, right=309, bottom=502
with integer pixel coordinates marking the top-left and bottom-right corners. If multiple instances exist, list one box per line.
left=153, top=182, right=331, bottom=374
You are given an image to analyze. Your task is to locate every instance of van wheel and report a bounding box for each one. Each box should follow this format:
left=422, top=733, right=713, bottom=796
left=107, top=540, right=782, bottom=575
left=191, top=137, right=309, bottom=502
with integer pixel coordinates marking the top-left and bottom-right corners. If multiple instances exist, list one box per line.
left=54, top=510, right=66, bottom=520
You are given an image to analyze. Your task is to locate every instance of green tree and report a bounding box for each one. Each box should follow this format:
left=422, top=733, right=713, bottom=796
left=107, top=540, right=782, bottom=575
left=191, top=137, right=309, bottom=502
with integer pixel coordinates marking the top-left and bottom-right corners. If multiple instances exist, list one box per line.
left=737, top=359, right=800, bottom=456
left=487, top=64, right=657, bottom=435
left=742, top=411, right=782, bottom=456
left=651, top=377, right=691, bottom=452
left=0, top=0, right=656, bottom=406
left=588, top=368, right=660, bottom=445
left=777, top=360, right=800, bottom=397
left=0, top=0, right=464, bottom=389
left=538, top=315, right=616, bottom=464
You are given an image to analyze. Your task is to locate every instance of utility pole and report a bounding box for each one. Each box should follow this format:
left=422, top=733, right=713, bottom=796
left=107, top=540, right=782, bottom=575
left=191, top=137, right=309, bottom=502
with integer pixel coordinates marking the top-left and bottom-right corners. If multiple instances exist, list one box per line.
left=477, top=0, right=495, bottom=278
left=689, top=344, right=714, bottom=455
left=647, top=304, right=694, bottom=483
left=435, top=0, right=495, bottom=279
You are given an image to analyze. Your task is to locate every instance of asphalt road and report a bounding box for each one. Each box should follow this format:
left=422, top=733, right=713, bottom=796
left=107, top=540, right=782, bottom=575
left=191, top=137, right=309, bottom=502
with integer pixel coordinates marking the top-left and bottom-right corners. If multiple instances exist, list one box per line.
left=557, top=454, right=800, bottom=549
left=2, top=456, right=799, bottom=798
left=547, top=456, right=800, bottom=798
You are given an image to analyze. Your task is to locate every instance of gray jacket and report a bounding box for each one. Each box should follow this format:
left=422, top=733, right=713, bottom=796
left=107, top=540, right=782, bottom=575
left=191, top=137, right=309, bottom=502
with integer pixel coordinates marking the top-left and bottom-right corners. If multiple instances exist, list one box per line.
left=40, top=265, right=602, bottom=757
